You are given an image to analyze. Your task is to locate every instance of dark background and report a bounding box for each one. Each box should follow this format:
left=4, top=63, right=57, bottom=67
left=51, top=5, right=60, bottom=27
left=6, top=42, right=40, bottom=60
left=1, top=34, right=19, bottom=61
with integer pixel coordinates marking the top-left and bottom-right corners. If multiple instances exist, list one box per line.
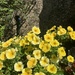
left=39, top=0, right=75, bottom=37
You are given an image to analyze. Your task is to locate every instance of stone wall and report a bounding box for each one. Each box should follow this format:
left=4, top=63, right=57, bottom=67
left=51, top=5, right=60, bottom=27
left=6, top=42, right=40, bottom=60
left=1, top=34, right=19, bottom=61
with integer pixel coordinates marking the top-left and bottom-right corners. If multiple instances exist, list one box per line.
left=20, top=0, right=43, bottom=35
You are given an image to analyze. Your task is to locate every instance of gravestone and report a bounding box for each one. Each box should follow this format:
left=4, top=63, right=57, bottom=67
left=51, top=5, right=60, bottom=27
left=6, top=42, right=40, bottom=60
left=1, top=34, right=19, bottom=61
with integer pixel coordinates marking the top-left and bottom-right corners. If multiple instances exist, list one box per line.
left=39, top=0, right=75, bottom=37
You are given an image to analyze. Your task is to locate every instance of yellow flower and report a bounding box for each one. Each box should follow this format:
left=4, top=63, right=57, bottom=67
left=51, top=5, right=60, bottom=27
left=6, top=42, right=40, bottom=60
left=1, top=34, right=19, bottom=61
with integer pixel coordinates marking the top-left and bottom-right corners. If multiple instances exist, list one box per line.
left=14, top=62, right=24, bottom=72
left=40, top=56, right=49, bottom=67
left=27, top=57, right=37, bottom=68
left=47, top=64, right=57, bottom=74
left=58, top=47, right=66, bottom=57
left=67, top=55, right=74, bottom=63
left=51, top=32, right=56, bottom=37
left=2, top=41, right=11, bottom=48
left=57, top=26, right=63, bottom=30
left=6, top=48, right=16, bottom=59
left=69, top=31, right=75, bottom=40
left=33, top=50, right=41, bottom=59
left=49, top=26, right=56, bottom=31
left=57, top=28, right=66, bottom=35
left=0, top=52, right=6, bottom=60
left=31, top=36, right=40, bottom=45
left=14, top=38, right=20, bottom=44
left=39, top=41, right=45, bottom=49
left=26, top=55, right=31, bottom=60
left=19, top=39, right=25, bottom=46
left=67, top=26, right=73, bottom=32
left=58, top=54, right=63, bottom=59
left=27, top=33, right=35, bottom=42
left=32, top=26, right=41, bottom=34
left=50, top=39, right=59, bottom=47
left=44, top=34, right=54, bottom=42
left=42, top=43, right=51, bottom=53
left=50, top=54, right=58, bottom=63
left=35, top=72, right=45, bottom=75
left=21, top=68, right=32, bottom=75
left=0, top=61, right=3, bottom=70
left=46, top=26, right=56, bottom=34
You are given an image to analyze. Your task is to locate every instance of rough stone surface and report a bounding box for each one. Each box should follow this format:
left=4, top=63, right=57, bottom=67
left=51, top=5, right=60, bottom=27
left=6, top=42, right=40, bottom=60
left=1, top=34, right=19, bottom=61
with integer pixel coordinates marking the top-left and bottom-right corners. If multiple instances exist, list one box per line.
left=20, top=0, right=43, bottom=35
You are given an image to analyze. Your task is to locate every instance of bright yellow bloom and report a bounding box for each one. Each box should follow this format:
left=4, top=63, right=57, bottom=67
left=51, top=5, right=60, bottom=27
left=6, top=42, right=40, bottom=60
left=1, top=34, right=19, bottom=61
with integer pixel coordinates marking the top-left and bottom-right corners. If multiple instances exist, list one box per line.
left=51, top=32, right=56, bottom=37
left=2, top=41, right=11, bottom=48
left=19, top=39, right=25, bottom=46
left=42, top=43, right=51, bottom=53
left=57, top=28, right=66, bottom=35
left=0, top=52, right=6, bottom=60
left=33, top=50, right=41, bottom=59
left=35, top=72, right=46, bottom=75
left=57, top=26, right=63, bottom=30
left=31, top=36, right=40, bottom=45
left=47, top=64, right=57, bottom=74
left=26, top=55, right=31, bottom=60
left=14, top=62, right=24, bottom=72
left=27, top=57, right=37, bottom=68
left=58, top=54, right=63, bottom=59
left=58, top=47, right=66, bottom=57
left=2, top=38, right=13, bottom=48
left=14, top=38, right=20, bottom=44
left=69, top=31, right=75, bottom=40
left=32, top=26, right=41, bottom=34
left=40, top=56, right=49, bottom=67
left=49, top=26, right=56, bottom=31
left=27, top=33, right=35, bottom=42
left=39, top=41, right=45, bottom=49
left=6, top=48, right=16, bottom=59
left=21, top=68, right=32, bottom=75
left=50, top=39, right=59, bottom=47
left=0, top=61, right=3, bottom=70
left=46, top=26, right=56, bottom=34
left=67, top=55, right=74, bottom=63
left=44, top=34, right=54, bottom=42
left=67, top=26, right=73, bottom=32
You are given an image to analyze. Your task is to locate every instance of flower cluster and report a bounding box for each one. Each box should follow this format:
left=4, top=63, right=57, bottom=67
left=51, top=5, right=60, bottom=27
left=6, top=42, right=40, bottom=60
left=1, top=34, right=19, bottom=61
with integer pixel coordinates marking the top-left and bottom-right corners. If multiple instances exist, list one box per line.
left=0, top=26, right=75, bottom=75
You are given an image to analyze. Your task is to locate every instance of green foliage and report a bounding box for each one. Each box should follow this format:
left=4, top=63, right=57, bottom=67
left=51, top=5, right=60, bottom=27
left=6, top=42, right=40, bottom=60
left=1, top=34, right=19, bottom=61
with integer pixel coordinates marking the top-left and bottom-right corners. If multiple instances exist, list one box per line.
left=0, top=0, right=36, bottom=40
left=0, top=25, right=5, bottom=40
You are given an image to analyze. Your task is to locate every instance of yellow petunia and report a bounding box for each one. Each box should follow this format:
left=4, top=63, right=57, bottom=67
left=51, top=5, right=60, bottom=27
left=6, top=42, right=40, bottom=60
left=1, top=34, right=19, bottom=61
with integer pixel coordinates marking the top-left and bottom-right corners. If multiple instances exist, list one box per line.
left=58, top=47, right=66, bottom=57
left=32, top=26, right=41, bottom=34
left=35, top=72, right=46, bottom=75
left=0, top=51, right=6, bottom=60
left=31, top=36, right=40, bottom=45
left=19, top=39, right=25, bottom=46
left=2, top=41, right=11, bottom=48
left=39, top=41, right=45, bottom=49
left=33, top=50, right=41, bottom=59
left=50, top=39, right=59, bottom=47
left=47, top=64, right=57, bottom=74
left=21, top=68, right=32, bottom=75
left=57, top=28, right=66, bottom=35
left=6, top=48, right=16, bottom=59
left=27, top=57, right=37, bottom=68
left=50, top=32, right=56, bottom=37
left=27, top=33, right=36, bottom=42
left=42, top=43, right=51, bottom=53
left=0, top=61, right=3, bottom=70
left=67, top=26, right=73, bottom=32
left=67, top=55, right=74, bottom=63
left=50, top=54, right=58, bottom=63
left=40, top=56, right=49, bottom=67
left=69, top=31, right=75, bottom=40
left=44, top=34, right=54, bottom=42
left=14, top=61, right=24, bottom=72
